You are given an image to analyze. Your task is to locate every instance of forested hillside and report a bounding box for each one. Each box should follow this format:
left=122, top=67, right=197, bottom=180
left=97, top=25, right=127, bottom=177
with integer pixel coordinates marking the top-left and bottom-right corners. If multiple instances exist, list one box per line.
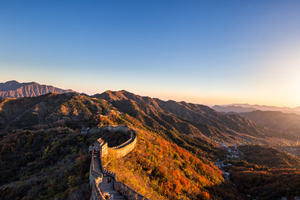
left=0, top=128, right=91, bottom=200
left=0, top=93, right=233, bottom=199
left=104, top=128, right=242, bottom=199
left=1, top=92, right=300, bottom=199
left=229, top=145, right=300, bottom=200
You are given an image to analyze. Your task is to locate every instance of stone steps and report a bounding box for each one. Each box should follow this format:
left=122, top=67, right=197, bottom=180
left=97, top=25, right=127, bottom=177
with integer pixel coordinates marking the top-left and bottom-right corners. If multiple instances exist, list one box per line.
left=99, top=176, right=126, bottom=200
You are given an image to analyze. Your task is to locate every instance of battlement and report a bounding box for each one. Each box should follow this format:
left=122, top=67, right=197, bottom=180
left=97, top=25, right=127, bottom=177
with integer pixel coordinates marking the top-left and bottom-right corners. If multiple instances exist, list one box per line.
left=89, top=125, right=137, bottom=159
left=108, top=127, right=137, bottom=158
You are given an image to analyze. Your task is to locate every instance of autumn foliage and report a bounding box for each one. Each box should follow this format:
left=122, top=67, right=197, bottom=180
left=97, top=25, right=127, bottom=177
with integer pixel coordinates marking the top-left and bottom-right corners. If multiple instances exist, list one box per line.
left=105, top=126, right=243, bottom=199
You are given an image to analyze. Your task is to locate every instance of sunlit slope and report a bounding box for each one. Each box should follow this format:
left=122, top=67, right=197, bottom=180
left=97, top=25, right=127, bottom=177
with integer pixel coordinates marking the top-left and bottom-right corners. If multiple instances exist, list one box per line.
left=103, top=127, right=242, bottom=200
left=0, top=93, right=114, bottom=131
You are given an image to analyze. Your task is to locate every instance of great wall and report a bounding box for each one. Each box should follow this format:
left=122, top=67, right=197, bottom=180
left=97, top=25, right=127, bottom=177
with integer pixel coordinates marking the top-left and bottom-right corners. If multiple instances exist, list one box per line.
left=89, top=125, right=148, bottom=200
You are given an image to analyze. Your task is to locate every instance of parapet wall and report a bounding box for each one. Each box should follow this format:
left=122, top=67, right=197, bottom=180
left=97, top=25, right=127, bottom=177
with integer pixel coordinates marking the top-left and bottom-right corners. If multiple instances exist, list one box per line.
left=108, top=128, right=137, bottom=158
left=104, top=169, right=149, bottom=200
left=101, top=143, right=108, bottom=157
left=89, top=151, right=105, bottom=200
left=89, top=151, right=103, bottom=185
left=99, top=125, right=137, bottom=159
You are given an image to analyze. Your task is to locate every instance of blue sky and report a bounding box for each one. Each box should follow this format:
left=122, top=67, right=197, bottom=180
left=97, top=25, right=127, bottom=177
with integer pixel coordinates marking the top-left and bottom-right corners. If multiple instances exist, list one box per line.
left=1, top=0, right=300, bottom=107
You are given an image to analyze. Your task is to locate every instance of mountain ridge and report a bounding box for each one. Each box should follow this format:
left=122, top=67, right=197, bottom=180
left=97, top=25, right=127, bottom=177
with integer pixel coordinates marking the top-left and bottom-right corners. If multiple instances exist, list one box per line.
left=238, top=110, right=300, bottom=137
left=93, top=90, right=298, bottom=145
left=0, top=80, right=76, bottom=98
left=213, top=103, right=300, bottom=114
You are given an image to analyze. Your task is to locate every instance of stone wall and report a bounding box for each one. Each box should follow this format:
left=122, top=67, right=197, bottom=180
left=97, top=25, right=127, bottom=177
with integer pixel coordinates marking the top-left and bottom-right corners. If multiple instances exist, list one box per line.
left=89, top=128, right=100, bottom=134
left=90, top=178, right=106, bottom=200
left=94, top=125, right=137, bottom=159
left=89, top=151, right=105, bottom=200
left=89, top=151, right=103, bottom=185
left=101, top=142, right=108, bottom=157
left=108, top=128, right=137, bottom=158
left=101, top=125, right=130, bottom=133
left=89, top=126, right=147, bottom=200
left=104, top=169, right=149, bottom=200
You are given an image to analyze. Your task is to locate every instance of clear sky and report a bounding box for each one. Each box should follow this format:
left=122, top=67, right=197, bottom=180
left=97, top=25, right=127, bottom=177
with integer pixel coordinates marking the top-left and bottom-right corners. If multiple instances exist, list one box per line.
left=1, top=0, right=300, bottom=107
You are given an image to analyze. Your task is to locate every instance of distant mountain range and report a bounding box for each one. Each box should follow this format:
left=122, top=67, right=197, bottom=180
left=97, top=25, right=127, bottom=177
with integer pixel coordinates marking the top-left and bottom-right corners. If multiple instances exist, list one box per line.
left=212, top=103, right=300, bottom=115
left=238, top=110, right=300, bottom=138
left=0, top=80, right=76, bottom=98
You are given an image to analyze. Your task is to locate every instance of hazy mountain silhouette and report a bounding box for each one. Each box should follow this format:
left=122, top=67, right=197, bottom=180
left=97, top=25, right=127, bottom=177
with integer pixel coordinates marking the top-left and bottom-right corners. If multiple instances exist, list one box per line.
left=0, top=80, right=76, bottom=98
left=212, top=105, right=258, bottom=113
left=213, top=103, right=300, bottom=115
